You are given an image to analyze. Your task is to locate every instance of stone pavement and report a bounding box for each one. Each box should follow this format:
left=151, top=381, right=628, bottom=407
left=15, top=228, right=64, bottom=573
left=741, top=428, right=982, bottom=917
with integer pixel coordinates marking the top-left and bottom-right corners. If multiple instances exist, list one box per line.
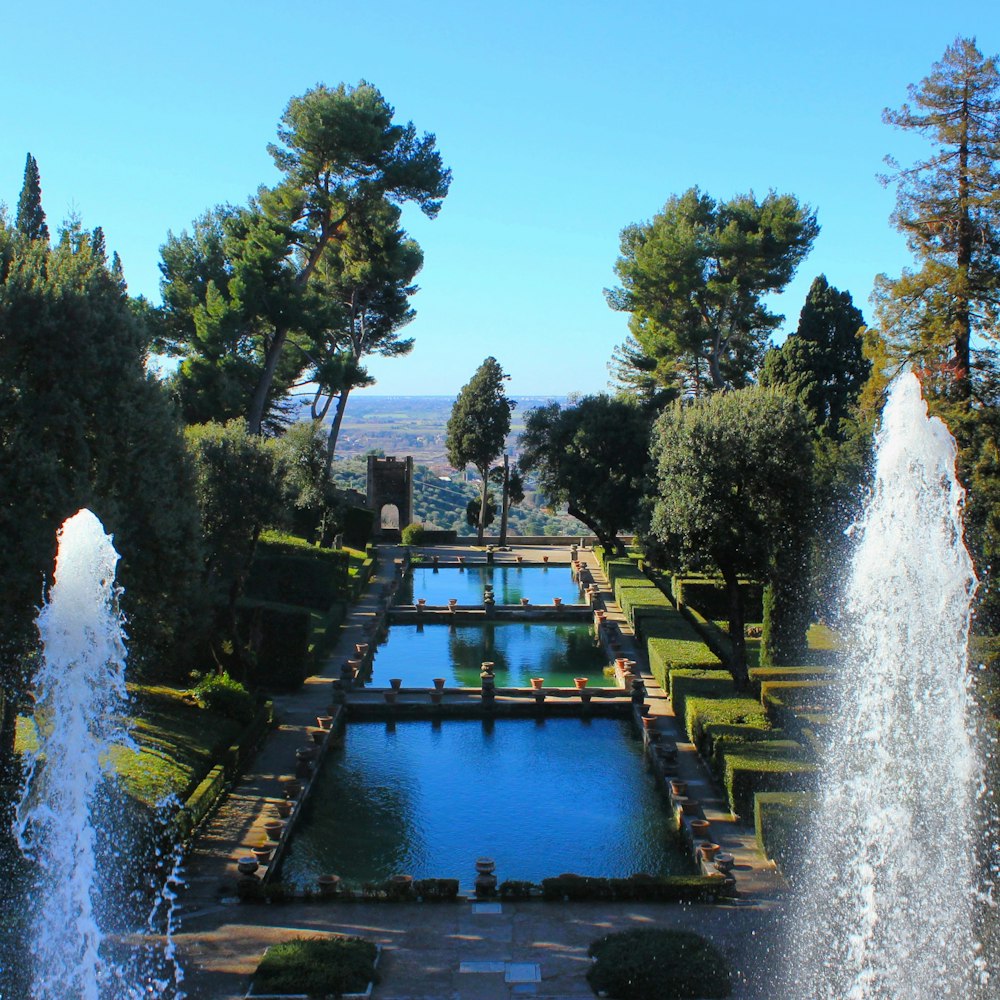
left=173, top=542, right=788, bottom=998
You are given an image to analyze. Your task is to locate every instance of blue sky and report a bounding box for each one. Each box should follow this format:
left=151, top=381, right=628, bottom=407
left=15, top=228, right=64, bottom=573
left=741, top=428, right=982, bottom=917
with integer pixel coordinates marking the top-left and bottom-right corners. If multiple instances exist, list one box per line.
left=3, top=2, right=996, bottom=397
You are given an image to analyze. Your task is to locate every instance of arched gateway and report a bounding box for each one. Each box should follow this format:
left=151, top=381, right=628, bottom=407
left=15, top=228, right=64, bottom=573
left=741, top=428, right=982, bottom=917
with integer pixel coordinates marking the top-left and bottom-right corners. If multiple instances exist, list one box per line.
left=366, top=456, right=413, bottom=541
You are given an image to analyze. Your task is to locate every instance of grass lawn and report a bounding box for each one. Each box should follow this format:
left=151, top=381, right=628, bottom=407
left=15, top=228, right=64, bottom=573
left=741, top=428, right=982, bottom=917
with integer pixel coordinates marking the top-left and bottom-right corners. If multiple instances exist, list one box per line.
left=16, top=682, right=244, bottom=810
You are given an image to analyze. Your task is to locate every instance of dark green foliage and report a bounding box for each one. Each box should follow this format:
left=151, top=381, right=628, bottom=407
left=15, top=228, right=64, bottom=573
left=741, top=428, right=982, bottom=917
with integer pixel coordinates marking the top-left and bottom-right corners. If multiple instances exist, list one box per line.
left=668, top=670, right=736, bottom=724
left=587, top=928, right=731, bottom=999
left=646, top=614, right=723, bottom=693
left=244, top=540, right=349, bottom=610
left=650, top=386, right=814, bottom=683
left=445, top=357, right=514, bottom=543
left=519, top=395, right=653, bottom=553
left=466, top=494, right=495, bottom=528
left=240, top=603, right=313, bottom=690
left=498, top=880, right=535, bottom=899
left=760, top=571, right=812, bottom=667
left=411, top=878, right=459, bottom=901
left=754, top=792, right=817, bottom=877
left=541, top=875, right=724, bottom=903
left=760, top=276, right=868, bottom=438
left=191, top=672, right=256, bottom=725
left=721, top=740, right=818, bottom=818
left=674, top=578, right=763, bottom=622
left=343, top=504, right=375, bottom=548
left=253, top=936, right=378, bottom=996
left=15, top=153, right=48, bottom=241
left=271, top=421, right=342, bottom=543
left=607, top=186, right=818, bottom=398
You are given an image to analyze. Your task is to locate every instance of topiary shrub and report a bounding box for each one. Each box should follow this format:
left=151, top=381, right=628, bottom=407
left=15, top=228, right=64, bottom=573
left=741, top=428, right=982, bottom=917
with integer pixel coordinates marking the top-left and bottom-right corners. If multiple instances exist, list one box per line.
left=253, top=936, right=378, bottom=995
left=721, top=740, right=818, bottom=818
left=587, top=928, right=731, bottom=999
left=684, top=696, right=771, bottom=751
left=668, top=669, right=735, bottom=724
left=191, top=671, right=256, bottom=724
left=754, top=791, right=817, bottom=878
left=401, top=522, right=426, bottom=546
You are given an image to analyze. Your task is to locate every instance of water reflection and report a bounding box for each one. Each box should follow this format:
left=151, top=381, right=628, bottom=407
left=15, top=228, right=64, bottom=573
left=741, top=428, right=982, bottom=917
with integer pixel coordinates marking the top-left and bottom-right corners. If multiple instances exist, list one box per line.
left=395, top=566, right=584, bottom=606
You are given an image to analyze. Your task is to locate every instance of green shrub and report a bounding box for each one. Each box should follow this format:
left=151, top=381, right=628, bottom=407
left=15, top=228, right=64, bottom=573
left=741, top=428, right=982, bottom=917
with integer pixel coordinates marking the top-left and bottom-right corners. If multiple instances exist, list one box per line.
left=587, top=928, right=731, bottom=999
left=540, top=874, right=724, bottom=903
left=412, top=878, right=459, bottom=901
left=684, top=696, right=770, bottom=751
left=498, top=880, right=536, bottom=899
left=646, top=611, right=722, bottom=691
left=253, top=936, right=378, bottom=995
left=754, top=791, right=817, bottom=877
left=343, top=505, right=375, bottom=548
left=401, top=522, right=426, bottom=545
left=721, top=740, right=818, bottom=818
left=668, top=669, right=735, bottom=724
left=240, top=603, right=313, bottom=690
left=674, top=576, right=763, bottom=621
left=191, top=671, right=256, bottom=724
left=245, top=541, right=349, bottom=610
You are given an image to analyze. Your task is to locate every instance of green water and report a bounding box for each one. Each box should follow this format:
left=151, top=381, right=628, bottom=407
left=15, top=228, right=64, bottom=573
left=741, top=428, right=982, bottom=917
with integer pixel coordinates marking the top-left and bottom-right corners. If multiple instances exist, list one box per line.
left=280, top=718, right=692, bottom=887
left=368, top=621, right=610, bottom=687
left=395, top=565, right=586, bottom=606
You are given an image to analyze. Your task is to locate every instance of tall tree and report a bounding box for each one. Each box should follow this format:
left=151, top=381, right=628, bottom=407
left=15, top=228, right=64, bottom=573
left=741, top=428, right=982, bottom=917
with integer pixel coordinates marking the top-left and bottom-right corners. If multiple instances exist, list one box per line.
left=606, top=187, right=818, bottom=398
left=246, top=81, right=450, bottom=432
left=878, top=36, right=1000, bottom=402
left=304, top=199, right=423, bottom=469
left=15, top=153, right=48, bottom=242
left=445, top=358, right=515, bottom=544
left=650, top=387, right=814, bottom=684
left=519, top=395, right=652, bottom=554
left=760, top=275, right=869, bottom=439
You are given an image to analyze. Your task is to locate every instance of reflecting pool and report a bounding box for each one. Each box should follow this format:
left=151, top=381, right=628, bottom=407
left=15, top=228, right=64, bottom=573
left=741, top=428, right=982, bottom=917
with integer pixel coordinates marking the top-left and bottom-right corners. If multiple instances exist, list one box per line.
left=280, top=718, right=691, bottom=887
left=368, top=621, right=609, bottom=687
left=396, top=565, right=586, bottom=606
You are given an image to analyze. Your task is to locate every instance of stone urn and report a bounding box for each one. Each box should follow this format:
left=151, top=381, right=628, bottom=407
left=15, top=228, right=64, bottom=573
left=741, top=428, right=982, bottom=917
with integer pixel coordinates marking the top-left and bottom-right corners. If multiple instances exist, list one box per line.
left=275, top=799, right=293, bottom=819
left=433, top=677, right=446, bottom=690
left=251, top=845, right=272, bottom=865
left=237, top=856, right=260, bottom=876
left=474, top=858, right=497, bottom=897
left=700, top=843, right=721, bottom=862
left=390, top=677, right=403, bottom=691
left=714, top=853, right=735, bottom=873
left=318, top=874, right=341, bottom=898
left=417, top=598, right=427, bottom=609
left=263, top=820, right=285, bottom=841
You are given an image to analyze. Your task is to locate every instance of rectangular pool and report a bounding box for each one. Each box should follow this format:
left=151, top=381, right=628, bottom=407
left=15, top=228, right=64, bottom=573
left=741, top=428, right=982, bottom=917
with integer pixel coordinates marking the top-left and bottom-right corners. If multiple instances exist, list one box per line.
left=279, top=718, right=692, bottom=887
left=396, top=565, right=585, bottom=607
left=368, top=621, right=610, bottom=687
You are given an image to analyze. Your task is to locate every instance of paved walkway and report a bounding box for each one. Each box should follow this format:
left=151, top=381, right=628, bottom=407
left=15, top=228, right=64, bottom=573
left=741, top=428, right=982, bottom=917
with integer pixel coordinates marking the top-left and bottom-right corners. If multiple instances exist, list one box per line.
left=173, top=542, right=788, bottom=998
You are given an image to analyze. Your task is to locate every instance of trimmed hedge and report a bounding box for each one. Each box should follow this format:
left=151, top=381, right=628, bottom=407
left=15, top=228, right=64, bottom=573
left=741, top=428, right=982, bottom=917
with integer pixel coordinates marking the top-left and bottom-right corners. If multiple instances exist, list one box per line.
left=754, top=791, right=817, bottom=877
left=646, top=613, right=723, bottom=693
left=540, top=874, right=726, bottom=903
left=761, top=680, right=836, bottom=731
left=749, top=665, right=836, bottom=686
left=721, top=740, right=818, bottom=818
left=245, top=549, right=349, bottom=610
left=343, top=505, right=375, bottom=548
left=673, top=576, right=763, bottom=621
left=240, top=603, right=314, bottom=690
left=587, top=928, right=731, bottom=999
left=253, top=936, right=378, bottom=996
left=684, top=696, right=771, bottom=752
left=668, top=669, right=735, bottom=725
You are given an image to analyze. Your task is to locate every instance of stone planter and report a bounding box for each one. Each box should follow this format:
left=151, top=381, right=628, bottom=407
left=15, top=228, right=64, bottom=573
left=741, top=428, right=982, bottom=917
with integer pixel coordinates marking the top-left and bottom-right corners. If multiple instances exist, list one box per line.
left=574, top=677, right=588, bottom=689
left=417, top=598, right=427, bottom=609
left=310, top=728, right=326, bottom=744
left=251, top=845, right=272, bottom=864
left=283, top=779, right=302, bottom=799
left=275, top=800, right=293, bottom=819
left=318, top=874, right=341, bottom=898
left=533, top=691, right=546, bottom=704
left=263, top=820, right=285, bottom=841
left=553, top=597, right=563, bottom=607
left=700, top=843, right=721, bottom=862
left=670, top=779, right=688, bottom=797
left=237, top=856, right=260, bottom=876
left=355, top=643, right=369, bottom=657
left=530, top=677, right=544, bottom=690
left=430, top=691, right=443, bottom=705
left=390, top=678, right=403, bottom=691
left=516, top=555, right=523, bottom=564
left=448, top=598, right=458, bottom=609
left=680, top=798, right=701, bottom=817
left=520, top=597, right=530, bottom=607
left=714, top=852, right=735, bottom=873
left=433, top=677, right=446, bottom=690
left=641, top=714, right=656, bottom=730
left=542, top=555, right=549, bottom=563
left=580, top=689, right=593, bottom=703
left=316, top=715, right=333, bottom=730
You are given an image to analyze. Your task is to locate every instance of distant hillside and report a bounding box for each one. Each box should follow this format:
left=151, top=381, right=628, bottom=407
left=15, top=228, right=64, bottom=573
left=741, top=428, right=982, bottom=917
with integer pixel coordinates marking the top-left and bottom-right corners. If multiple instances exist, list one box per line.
left=326, top=394, right=567, bottom=471
left=330, top=455, right=585, bottom=536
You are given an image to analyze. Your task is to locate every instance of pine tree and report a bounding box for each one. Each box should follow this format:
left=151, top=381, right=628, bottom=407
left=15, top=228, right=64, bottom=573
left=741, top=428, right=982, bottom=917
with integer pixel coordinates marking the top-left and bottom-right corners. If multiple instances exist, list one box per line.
left=878, top=37, right=1000, bottom=402
left=15, top=153, right=49, bottom=242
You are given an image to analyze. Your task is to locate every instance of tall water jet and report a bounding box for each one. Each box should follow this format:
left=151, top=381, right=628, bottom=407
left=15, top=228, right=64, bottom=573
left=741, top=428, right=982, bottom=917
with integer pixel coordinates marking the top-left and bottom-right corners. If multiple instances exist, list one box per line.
left=789, top=373, right=991, bottom=997
left=15, top=510, right=131, bottom=999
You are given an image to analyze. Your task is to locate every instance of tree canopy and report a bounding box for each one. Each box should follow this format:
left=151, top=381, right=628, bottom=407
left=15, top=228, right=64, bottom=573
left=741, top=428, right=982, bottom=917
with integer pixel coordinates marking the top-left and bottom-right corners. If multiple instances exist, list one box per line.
left=877, top=36, right=1000, bottom=402
left=519, top=395, right=652, bottom=554
left=15, top=153, right=48, bottom=242
left=445, top=357, right=515, bottom=544
left=606, top=187, right=818, bottom=399
left=650, top=387, right=814, bottom=683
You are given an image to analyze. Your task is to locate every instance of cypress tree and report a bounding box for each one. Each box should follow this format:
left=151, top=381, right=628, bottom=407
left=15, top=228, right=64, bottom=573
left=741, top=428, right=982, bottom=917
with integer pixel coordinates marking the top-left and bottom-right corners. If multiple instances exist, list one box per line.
left=15, top=153, right=49, bottom=242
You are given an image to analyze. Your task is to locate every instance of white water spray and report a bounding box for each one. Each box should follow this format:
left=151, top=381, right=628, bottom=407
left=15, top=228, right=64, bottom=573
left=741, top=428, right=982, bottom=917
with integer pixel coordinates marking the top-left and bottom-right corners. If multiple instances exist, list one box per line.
left=14, top=510, right=185, bottom=999
left=789, top=373, right=990, bottom=997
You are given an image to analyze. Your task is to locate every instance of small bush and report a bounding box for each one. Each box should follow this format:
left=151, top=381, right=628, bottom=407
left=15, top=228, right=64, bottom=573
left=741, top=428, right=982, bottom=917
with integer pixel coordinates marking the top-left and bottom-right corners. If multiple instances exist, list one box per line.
left=721, top=740, right=818, bottom=818
left=253, top=936, right=378, bottom=995
left=754, top=791, right=817, bottom=877
left=668, top=669, right=735, bottom=724
left=498, top=880, right=536, bottom=899
left=401, top=522, right=426, bottom=545
left=412, top=878, right=459, bottom=901
left=587, top=928, right=731, bottom=999
left=540, top=874, right=725, bottom=903
left=192, top=672, right=255, bottom=724
left=684, top=696, right=770, bottom=751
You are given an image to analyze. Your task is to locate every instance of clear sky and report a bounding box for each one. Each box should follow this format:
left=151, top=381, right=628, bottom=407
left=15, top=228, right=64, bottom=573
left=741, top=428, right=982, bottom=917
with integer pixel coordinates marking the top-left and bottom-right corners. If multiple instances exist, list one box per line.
left=3, top=2, right=996, bottom=397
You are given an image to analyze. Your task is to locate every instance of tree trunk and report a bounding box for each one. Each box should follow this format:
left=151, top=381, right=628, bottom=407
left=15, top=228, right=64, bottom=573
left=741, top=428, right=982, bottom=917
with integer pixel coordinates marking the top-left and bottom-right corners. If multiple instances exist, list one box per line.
left=324, top=386, right=353, bottom=477
left=721, top=564, right=749, bottom=689
left=566, top=504, right=623, bottom=556
left=477, top=466, right=489, bottom=545
left=498, top=454, right=510, bottom=546
left=247, top=326, right=289, bottom=434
